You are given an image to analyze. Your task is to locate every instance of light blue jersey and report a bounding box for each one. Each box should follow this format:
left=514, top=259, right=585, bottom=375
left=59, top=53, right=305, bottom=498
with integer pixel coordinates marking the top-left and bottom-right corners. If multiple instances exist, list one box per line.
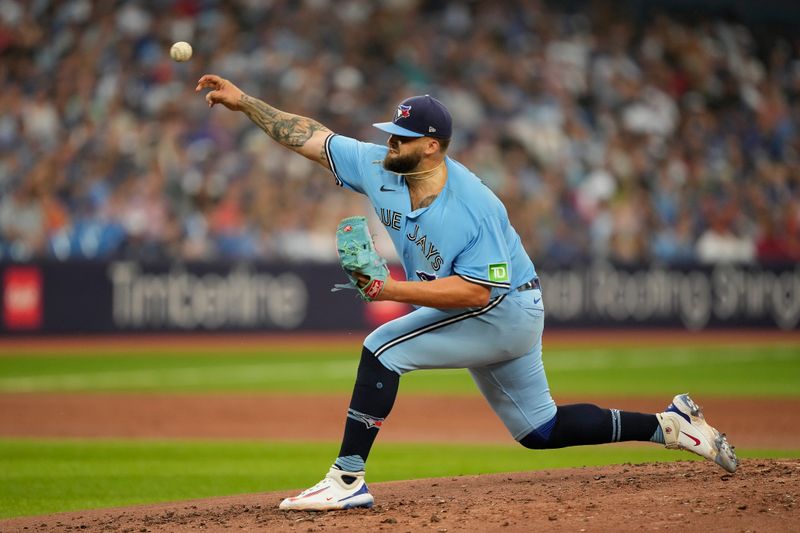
left=325, top=134, right=537, bottom=300
left=325, top=133, right=556, bottom=440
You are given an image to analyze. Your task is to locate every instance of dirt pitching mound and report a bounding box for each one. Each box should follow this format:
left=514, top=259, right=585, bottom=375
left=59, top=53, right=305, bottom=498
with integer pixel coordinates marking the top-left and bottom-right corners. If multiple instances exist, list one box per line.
left=2, top=459, right=797, bottom=532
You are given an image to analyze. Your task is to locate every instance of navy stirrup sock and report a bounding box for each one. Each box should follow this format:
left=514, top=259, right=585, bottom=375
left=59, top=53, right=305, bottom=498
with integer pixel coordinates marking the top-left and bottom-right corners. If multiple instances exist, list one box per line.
left=520, top=404, right=660, bottom=449
left=335, top=347, right=400, bottom=473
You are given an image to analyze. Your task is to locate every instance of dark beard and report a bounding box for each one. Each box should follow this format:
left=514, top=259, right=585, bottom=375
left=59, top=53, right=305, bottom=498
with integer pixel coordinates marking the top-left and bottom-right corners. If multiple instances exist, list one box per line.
left=382, top=150, right=423, bottom=174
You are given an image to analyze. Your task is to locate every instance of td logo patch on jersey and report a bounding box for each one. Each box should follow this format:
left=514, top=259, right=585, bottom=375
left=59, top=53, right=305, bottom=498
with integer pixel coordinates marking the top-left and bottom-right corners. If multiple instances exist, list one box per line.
left=395, top=104, right=412, bottom=121
left=489, top=263, right=509, bottom=283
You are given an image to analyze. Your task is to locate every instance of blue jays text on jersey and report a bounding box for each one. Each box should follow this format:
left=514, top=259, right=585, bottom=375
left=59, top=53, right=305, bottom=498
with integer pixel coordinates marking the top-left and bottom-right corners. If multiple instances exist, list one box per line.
left=405, top=223, right=444, bottom=272
left=324, top=134, right=537, bottom=300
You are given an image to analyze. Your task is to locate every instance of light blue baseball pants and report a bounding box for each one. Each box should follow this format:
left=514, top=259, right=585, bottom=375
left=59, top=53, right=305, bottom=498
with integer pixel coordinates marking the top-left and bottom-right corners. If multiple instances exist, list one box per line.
left=364, top=287, right=557, bottom=440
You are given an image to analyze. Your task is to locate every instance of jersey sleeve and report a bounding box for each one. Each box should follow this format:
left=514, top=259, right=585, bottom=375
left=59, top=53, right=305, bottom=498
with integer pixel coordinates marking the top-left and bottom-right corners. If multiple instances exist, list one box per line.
left=324, top=134, right=372, bottom=194
left=453, top=216, right=512, bottom=290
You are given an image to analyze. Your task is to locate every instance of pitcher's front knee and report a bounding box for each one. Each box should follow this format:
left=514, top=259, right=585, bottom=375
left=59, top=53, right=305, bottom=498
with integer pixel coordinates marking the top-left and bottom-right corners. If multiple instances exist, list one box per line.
left=350, top=346, right=400, bottom=416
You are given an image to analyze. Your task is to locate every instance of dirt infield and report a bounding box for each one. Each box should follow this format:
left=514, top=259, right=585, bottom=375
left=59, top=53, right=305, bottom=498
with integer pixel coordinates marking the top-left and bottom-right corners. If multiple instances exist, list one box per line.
left=1, top=393, right=799, bottom=449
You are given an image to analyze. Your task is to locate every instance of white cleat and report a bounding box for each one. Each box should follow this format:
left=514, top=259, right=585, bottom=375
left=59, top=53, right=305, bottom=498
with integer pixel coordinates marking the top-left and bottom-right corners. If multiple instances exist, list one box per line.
left=656, top=393, right=738, bottom=473
left=278, top=467, right=374, bottom=511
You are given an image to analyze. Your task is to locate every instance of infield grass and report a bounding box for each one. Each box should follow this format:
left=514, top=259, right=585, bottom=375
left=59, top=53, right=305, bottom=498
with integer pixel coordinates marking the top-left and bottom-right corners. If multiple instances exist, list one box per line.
left=1, top=439, right=798, bottom=519
left=0, top=342, right=797, bottom=396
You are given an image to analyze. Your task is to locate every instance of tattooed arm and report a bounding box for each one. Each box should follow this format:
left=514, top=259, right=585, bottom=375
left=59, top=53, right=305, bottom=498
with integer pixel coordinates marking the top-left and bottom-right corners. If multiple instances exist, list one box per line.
left=195, top=74, right=332, bottom=169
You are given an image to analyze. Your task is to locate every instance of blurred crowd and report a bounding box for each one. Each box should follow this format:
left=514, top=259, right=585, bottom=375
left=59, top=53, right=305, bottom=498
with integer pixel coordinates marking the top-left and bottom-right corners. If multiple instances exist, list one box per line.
left=1, top=0, right=799, bottom=266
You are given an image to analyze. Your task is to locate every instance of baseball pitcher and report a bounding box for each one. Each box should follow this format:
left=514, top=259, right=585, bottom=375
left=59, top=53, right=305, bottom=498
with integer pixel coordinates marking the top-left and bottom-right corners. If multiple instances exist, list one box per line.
left=196, top=75, right=738, bottom=511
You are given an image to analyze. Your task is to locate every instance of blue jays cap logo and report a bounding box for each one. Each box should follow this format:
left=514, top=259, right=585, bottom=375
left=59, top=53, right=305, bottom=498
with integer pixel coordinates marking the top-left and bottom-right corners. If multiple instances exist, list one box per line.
left=394, top=104, right=412, bottom=122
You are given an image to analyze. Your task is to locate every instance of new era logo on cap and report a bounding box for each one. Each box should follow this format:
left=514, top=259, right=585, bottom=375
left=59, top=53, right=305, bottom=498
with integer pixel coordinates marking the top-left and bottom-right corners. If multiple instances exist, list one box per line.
left=373, top=95, right=452, bottom=139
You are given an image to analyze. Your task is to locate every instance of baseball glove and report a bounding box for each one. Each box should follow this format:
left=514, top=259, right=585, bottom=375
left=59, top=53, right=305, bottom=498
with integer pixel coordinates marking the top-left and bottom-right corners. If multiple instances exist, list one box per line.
left=331, top=216, right=389, bottom=302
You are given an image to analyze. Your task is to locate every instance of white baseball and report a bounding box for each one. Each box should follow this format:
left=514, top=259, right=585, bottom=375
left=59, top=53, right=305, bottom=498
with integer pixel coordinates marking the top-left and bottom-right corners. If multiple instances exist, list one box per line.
left=170, top=41, right=192, bottom=62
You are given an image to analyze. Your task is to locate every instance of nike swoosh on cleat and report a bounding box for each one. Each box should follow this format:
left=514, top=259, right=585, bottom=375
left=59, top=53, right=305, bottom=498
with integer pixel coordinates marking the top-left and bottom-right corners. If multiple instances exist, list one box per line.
left=298, top=487, right=329, bottom=499
left=380, top=185, right=395, bottom=192
left=681, top=431, right=701, bottom=446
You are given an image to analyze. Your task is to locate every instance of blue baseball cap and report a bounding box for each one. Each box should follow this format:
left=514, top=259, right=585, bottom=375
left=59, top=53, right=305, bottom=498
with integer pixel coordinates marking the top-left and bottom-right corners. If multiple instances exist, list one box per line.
left=373, top=95, right=452, bottom=139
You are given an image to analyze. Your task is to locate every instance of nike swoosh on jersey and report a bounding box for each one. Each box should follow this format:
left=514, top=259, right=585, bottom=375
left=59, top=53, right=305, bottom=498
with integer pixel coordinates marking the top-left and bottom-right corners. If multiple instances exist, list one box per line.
left=380, top=185, right=396, bottom=192
left=533, top=297, right=541, bottom=304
